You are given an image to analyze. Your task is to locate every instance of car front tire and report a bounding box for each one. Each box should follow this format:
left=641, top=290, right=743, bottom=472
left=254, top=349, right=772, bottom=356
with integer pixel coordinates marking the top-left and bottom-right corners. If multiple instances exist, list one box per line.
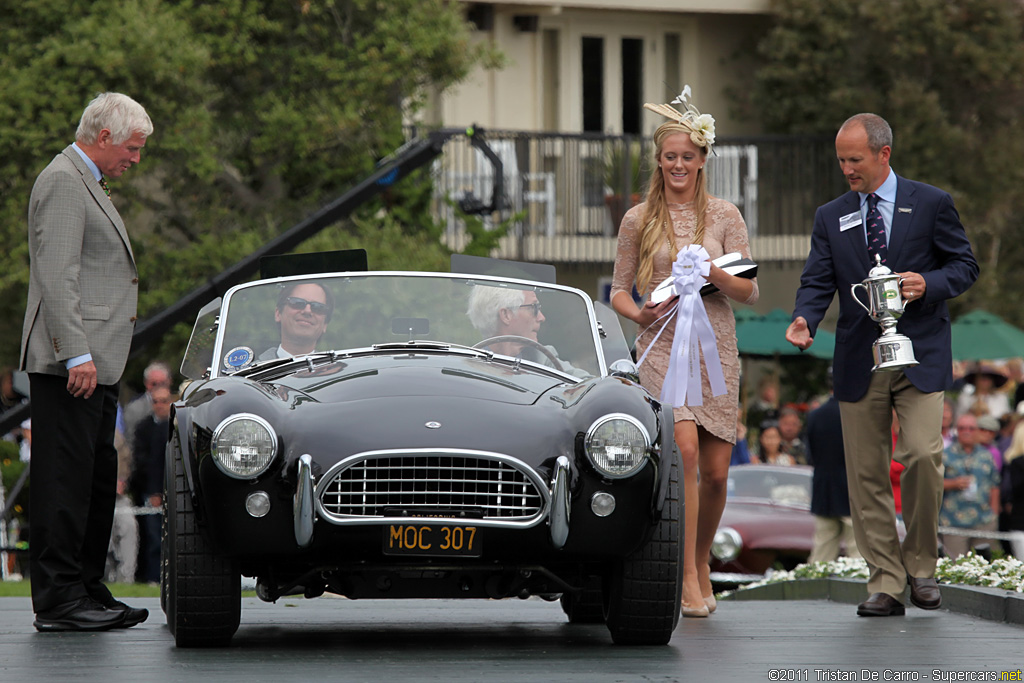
left=604, top=446, right=683, bottom=645
left=164, top=430, right=241, bottom=647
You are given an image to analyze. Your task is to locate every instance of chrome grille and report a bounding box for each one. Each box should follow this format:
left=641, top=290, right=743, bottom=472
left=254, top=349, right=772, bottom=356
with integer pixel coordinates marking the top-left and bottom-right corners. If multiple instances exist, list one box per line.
left=318, top=452, right=545, bottom=523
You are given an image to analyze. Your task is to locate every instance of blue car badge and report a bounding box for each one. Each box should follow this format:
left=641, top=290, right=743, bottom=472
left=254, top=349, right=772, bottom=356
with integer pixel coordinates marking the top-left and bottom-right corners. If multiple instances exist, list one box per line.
left=224, top=346, right=254, bottom=370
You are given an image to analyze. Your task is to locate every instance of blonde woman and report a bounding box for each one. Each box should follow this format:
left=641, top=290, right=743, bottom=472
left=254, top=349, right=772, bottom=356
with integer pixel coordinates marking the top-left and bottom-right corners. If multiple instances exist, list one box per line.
left=1002, top=422, right=1024, bottom=543
left=610, top=91, right=758, bottom=617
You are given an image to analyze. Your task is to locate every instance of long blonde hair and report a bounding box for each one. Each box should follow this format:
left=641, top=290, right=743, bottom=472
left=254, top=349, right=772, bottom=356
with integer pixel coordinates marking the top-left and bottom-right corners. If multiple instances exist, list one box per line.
left=634, top=121, right=710, bottom=295
left=1005, top=420, right=1024, bottom=465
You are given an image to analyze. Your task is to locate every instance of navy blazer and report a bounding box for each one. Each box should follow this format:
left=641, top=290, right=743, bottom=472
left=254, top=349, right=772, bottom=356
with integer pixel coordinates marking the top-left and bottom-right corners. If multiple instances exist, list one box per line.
left=793, top=175, right=978, bottom=402
left=806, top=396, right=851, bottom=517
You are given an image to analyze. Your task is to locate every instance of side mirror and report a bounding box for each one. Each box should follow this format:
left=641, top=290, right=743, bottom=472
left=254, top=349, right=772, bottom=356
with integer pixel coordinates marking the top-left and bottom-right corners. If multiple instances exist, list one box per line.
left=608, top=359, right=640, bottom=384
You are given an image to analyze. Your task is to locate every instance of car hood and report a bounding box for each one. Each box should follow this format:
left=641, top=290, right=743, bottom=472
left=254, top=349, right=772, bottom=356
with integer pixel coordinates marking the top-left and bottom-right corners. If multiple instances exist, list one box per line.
left=265, top=354, right=567, bottom=407
left=719, top=500, right=814, bottom=551
left=178, top=352, right=650, bottom=471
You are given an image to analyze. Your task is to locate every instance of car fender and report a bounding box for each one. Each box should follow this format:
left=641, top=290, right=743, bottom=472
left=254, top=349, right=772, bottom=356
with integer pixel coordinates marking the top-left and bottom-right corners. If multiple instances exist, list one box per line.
left=652, top=402, right=675, bottom=518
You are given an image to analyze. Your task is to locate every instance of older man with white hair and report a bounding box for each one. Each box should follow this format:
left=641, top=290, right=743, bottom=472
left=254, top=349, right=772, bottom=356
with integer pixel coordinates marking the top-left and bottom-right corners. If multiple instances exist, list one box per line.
left=466, top=285, right=590, bottom=379
left=20, top=92, right=152, bottom=632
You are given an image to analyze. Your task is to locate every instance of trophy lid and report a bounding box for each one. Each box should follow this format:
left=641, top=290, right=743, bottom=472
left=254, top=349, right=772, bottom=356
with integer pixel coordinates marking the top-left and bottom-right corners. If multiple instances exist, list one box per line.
left=867, top=253, right=893, bottom=278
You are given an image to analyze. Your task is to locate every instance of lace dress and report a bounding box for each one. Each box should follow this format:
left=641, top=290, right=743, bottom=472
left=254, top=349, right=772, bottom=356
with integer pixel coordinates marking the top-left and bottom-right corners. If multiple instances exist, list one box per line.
left=611, top=198, right=759, bottom=443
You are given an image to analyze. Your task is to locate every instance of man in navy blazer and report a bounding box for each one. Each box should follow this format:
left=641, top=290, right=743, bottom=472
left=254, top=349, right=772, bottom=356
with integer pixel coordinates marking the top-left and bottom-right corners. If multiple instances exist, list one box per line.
left=786, top=113, right=978, bottom=617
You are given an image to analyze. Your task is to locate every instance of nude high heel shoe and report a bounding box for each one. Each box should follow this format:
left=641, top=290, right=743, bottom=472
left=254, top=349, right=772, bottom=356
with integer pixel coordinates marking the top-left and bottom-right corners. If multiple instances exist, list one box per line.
left=703, top=594, right=717, bottom=613
left=681, top=601, right=710, bottom=618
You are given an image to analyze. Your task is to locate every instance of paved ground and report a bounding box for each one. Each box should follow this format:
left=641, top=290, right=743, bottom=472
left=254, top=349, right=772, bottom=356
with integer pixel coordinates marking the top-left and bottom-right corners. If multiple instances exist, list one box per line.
left=1, top=595, right=1022, bottom=683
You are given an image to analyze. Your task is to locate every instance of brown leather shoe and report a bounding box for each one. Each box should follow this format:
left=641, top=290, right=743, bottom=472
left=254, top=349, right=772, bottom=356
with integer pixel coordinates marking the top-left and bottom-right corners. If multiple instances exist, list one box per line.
left=907, top=576, right=942, bottom=610
left=857, top=592, right=905, bottom=617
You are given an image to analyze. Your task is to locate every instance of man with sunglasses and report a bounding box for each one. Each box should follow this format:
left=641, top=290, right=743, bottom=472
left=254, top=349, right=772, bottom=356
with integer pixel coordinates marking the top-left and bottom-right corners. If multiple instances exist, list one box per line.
left=940, top=413, right=1001, bottom=559
left=259, top=281, right=334, bottom=360
left=467, top=286, right=545, bottom=356
left=467, top=285, right=589, bottom=378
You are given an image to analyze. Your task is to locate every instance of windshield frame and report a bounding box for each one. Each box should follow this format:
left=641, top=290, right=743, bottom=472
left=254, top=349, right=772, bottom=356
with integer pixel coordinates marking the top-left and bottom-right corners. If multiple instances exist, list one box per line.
left=207, top=271, right=608, bottom=380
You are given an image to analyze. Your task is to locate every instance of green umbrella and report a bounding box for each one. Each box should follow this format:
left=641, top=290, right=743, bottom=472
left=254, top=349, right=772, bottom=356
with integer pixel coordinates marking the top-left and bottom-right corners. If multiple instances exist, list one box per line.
left=951, top=310, right=1024, bottom=361
left=734, top=308, right=835, bottom=360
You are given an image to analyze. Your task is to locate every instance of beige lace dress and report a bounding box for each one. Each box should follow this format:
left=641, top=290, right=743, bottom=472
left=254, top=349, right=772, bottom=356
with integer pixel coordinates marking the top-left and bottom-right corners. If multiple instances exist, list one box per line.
left=610, top=198, right=759, bottom=444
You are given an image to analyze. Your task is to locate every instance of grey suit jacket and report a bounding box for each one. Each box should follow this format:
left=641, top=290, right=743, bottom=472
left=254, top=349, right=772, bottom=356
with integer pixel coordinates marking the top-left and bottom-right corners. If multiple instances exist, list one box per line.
left=19, top=145, right=139, bottom=385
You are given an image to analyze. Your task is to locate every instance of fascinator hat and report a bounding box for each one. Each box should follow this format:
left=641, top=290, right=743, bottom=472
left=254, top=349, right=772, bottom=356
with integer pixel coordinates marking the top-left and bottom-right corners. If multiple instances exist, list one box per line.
left=643, top=85, right=716, bottom=152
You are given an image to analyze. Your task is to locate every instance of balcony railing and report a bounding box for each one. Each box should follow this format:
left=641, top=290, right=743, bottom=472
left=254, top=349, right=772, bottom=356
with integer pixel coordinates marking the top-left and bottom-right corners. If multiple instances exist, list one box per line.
left=427, top=129, right=846, bottom=264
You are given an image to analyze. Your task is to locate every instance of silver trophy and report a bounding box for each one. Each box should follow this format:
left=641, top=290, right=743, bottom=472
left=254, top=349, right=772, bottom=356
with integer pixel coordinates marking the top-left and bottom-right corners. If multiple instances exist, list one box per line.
left=851, top=255, right=919, bottom=372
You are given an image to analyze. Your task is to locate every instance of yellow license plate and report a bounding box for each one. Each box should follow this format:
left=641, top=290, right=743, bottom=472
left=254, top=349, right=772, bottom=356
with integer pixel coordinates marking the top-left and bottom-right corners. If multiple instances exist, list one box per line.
left=383, top=524, right=481, bottom=557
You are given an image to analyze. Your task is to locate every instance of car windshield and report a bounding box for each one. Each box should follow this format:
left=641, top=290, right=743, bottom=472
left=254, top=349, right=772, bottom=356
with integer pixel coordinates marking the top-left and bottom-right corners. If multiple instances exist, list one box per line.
left=200, top=273, right=604, bottom=379
left=726, top=467, right=812, bottom=508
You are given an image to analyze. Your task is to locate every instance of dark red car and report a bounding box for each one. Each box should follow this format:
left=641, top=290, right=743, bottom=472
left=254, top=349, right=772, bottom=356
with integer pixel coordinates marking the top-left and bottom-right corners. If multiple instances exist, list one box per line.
left=710, top=465, right=816, bottom=585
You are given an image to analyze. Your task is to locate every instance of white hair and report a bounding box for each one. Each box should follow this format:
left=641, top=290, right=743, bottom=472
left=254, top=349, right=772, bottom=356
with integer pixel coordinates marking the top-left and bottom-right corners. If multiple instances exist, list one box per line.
left=75, top=92, right=153, bottom=146
left=467, top=286, right=526, bottom=338
left=143, top=361, right=172, bottom=384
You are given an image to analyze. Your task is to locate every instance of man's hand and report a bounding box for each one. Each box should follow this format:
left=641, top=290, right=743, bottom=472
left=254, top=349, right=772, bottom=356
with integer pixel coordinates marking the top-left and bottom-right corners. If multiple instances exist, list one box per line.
left=898, top=271, right=927, bottom=303
left=785, top=316, right=814, bottom=351
left=67, top=360, right=98, bottom=399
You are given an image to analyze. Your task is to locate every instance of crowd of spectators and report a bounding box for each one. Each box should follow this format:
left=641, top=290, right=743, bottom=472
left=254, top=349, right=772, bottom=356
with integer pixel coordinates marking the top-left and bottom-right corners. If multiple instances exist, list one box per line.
left=735, top=359, right=1024, bottom=560
left=1, top=361, right=176, bottom=584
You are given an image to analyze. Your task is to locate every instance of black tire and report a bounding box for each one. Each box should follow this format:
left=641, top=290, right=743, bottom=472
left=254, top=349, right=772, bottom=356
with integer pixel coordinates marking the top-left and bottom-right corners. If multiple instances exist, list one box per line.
left=560, top=577, right=606, bottom=624
left=159, top=442, right=170, bottom=617
left=604, top=447, right=683, bottom=645
left=165, top=433, right=241, bottom=647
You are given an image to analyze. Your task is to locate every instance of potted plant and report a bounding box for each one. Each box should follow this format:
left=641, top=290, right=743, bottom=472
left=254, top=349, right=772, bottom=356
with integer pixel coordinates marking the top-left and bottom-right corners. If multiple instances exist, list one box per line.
left=604, top=141, right=646, bottom=231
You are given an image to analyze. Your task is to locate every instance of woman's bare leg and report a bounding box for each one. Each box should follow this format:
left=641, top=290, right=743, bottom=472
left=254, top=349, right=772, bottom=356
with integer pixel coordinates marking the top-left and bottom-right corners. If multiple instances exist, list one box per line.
left=695, top=430, right=733, bottom=599
left=674, top=419, right=704, bottom=611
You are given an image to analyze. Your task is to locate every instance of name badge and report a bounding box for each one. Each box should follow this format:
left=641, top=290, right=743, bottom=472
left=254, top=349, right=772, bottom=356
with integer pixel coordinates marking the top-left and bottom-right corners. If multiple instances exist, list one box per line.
left=839, top=211, right=862, bottom=232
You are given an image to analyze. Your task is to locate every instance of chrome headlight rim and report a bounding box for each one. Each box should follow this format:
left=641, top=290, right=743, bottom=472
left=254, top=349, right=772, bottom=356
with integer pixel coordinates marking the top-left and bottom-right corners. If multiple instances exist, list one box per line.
left=712, top=526, right=743, bottom=562
left=584, top=413, right=651, bottom=480
left=211, top=413, right=278, bottom=480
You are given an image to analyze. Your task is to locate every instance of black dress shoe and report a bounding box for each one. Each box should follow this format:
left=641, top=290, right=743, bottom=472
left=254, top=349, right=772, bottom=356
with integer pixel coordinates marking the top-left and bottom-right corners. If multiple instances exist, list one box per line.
left=907, top=576, right=942, bottom=610
left=34, top=597, right=127, bottom=632
left=857, top=592, right=906, bottom=617
left=103, top=599, right=150, bottom=628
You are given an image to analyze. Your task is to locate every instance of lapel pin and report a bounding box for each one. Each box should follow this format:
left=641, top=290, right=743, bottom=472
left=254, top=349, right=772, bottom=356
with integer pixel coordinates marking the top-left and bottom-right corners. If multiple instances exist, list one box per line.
left=898, top=207, right=912, bottom=214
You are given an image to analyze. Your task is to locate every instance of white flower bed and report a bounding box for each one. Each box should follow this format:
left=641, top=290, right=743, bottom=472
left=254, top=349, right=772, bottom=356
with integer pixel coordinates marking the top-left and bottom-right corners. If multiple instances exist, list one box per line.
left=730, top=552, right=1024, bottom=595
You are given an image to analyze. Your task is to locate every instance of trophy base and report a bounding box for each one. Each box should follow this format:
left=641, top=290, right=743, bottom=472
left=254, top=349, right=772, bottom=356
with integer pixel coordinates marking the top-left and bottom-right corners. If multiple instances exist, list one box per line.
left=872, top=333, right=919, bottom=373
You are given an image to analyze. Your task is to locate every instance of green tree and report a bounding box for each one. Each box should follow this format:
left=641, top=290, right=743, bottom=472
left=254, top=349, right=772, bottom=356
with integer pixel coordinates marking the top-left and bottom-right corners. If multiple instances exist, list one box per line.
left=0, top=0, right=497, bottom=384
left=742, top=0, right=1024, bottom=322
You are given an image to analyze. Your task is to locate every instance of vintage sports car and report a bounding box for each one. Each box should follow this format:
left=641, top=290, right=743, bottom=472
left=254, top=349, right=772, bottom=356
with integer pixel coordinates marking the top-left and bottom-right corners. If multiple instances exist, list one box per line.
left=163, top=268, right=682, bottom=646
left=709, top=465, right=817, bottom=584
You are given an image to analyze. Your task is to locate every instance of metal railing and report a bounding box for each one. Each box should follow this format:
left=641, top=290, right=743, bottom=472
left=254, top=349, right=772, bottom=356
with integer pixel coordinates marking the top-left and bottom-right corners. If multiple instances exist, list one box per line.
left=426, top=128, right=846, bottom=263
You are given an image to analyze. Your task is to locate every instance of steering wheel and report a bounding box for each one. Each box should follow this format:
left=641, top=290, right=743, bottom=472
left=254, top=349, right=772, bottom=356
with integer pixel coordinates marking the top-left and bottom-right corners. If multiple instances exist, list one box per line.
left=473, top=335, right=565, bottom=372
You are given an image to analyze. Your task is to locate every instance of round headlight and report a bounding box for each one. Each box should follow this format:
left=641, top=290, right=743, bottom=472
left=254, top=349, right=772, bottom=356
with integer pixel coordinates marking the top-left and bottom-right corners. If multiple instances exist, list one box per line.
left=211, top=414, right=277, bottom=479
left=711, top=527, right=742, bottom=562
left=584, top=414, right=650, bottom=479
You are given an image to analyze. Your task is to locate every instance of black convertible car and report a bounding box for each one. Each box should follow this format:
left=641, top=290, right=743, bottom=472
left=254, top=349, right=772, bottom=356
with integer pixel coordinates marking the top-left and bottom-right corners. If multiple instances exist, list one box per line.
left=163, top=269, right=682, bottom=646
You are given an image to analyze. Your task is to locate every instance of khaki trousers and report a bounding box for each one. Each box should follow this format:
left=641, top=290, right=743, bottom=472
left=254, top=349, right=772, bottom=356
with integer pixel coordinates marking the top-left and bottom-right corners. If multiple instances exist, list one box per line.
left=809, top=515, right=860, bottom=564
left=839, top=371, right=944, bottom=598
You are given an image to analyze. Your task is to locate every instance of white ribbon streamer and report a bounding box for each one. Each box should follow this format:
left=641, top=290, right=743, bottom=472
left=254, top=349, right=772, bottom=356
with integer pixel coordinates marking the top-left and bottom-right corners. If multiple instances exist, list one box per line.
left=637, top=245, right=727, bottom=407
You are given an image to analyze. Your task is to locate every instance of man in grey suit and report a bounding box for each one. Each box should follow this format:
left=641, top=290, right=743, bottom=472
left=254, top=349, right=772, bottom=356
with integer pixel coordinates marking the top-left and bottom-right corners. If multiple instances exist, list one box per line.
left=20, top=93, right=153, bottom=631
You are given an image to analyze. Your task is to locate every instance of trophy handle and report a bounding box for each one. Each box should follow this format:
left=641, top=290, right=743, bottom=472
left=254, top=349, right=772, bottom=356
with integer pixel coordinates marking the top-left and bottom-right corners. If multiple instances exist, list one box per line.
left=851, top=283, right=871, bottom=315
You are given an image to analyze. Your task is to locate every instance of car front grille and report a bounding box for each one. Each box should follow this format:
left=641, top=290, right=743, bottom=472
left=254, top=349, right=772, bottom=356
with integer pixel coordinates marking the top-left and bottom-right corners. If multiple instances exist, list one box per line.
left=317, top=451, right=547, bottom=526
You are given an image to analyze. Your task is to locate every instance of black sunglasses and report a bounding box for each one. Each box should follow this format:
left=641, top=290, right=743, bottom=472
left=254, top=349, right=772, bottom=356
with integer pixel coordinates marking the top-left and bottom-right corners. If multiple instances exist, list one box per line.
left=284, top=297, right=330, bottom=315
left=519, top=302, right=543, bottom=316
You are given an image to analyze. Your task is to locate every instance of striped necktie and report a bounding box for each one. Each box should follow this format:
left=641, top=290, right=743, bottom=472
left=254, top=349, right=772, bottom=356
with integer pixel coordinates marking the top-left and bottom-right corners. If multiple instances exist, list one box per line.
left=866, top=192, right=887, bottom=265
left=99, top=177, right=110, bottom=197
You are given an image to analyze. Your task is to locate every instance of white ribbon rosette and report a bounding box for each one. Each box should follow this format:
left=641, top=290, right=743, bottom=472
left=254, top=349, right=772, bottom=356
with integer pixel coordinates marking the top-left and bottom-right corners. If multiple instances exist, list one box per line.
left=637, top=245, right=727, bottom=407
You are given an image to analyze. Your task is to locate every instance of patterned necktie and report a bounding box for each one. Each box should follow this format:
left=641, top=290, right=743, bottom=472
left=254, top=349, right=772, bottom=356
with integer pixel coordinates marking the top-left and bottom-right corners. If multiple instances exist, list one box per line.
left=99, top=177, right=110, bottom=197
left=866, top=192, right=887, bottom=265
